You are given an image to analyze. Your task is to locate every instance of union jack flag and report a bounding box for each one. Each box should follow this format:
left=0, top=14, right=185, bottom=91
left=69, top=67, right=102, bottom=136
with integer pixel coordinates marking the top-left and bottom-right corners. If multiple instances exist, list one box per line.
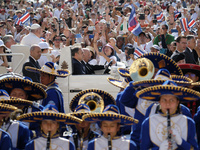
left=180, top=18, right=188, bottom=31
left=128, top=6, right=142, bottom=36
left=20, top=12, right=30, bottom=24
left=188, top=19, right=196, bottom=29
left=174, top=10, right=181, bottom=21
left=156, top=12, right=164, bottom=23
left=134, top=47, right=146, bottom=59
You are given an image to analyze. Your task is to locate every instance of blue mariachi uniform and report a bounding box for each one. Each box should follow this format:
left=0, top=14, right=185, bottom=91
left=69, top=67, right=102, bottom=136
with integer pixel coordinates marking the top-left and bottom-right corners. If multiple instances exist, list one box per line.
left=141, top=113, right=198, bottom=150
left=25, top=136, right=75, bottom=150
left=42, top=82, right=65, bottom=113
left=119, top=82, right=154, bottom=148
left=194, top=106, right=200, bottom=148
left=87, top=135, right=137, bottom=150
left=145, top=103, right=192, bottom=119
left=1, top=120, right=31, bottom=150
left=116, top=92, right=135, bottom=136
left=0, top=128, right=12, bottom=150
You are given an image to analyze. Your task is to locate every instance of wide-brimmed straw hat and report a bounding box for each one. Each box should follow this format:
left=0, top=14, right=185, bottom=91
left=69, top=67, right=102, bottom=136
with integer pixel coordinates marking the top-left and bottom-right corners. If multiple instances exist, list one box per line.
left=0, top=89, right=42, bottom=111
left=83, top=104, right=138, bottom=125
left=0, top=73, right=46, bottom=101
left=0, top=103, right=17, bottom=115
left=70, top=89, right=116, bottom=112
left=17, top=104, right=82, bottom=125
left=136, top=80, right=200, bottom=102
left=131, top=69, right=192, bottom=87
left=25, top=62, right=70, bottom=78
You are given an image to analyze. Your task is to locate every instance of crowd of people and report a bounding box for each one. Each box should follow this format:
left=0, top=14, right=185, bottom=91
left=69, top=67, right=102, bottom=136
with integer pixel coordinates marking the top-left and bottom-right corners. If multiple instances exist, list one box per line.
left=0, top=0, right=200, bottom=149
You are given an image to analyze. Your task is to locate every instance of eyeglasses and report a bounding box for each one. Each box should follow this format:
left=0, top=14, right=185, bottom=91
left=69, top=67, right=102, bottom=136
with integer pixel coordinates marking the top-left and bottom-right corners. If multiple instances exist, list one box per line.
left=144, top=9, right=149, bottom=11
left=54, top=39, right=61, bottom=41
left=62, top=40, right=66, bottom=42
left=162, top=28, right=166, bottom=30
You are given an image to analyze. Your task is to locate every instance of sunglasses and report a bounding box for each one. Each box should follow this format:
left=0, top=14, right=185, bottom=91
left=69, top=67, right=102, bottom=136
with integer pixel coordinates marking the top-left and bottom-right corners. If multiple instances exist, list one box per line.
left=54, top=39, right=61, bottom=41
left=185, top=73, right=196, bottom=78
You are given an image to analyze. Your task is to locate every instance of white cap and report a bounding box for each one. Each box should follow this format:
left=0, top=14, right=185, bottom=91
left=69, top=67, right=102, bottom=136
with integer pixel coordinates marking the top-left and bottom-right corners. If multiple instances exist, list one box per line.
left=151, top=45, right=160, bottom=51
left=38, top=42, right=52, bottom=50
left=30, top=23, right=40, bottom=30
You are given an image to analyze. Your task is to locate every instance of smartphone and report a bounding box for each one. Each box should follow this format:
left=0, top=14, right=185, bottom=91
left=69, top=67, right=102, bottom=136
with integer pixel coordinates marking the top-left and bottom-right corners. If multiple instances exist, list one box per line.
left=153, top=19, right=157, bottom=24
left=139, top=14, right=145, bottom=20
left=116, top=7, right=122, bottom=11
left=127, top=48, right=135, bottom=56
left=87, top=30, right=93, bottom=34
left=82, top=20, right=89, bottom=25
left=98, top=46, right=102, bottom=52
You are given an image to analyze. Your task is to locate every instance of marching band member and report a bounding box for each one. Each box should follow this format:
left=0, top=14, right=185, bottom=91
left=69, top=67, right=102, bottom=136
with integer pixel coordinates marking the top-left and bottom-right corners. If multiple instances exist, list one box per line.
left=25, top=61, right=70, bottom=113
left=0, top=90, right=31, bottom=150
left=17, top=104, right=82, bottom=150
left=84, top=104, right=138, bottom=150
left=119, top=53, right=184, bottom=148
left=138, top=81, right=199, bottom=149
left=69, top=89, right=116, bottom=149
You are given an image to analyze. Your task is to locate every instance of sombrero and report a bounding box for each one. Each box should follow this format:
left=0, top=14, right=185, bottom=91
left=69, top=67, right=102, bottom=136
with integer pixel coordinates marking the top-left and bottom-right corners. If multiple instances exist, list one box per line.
left=70, top=89, right=116, bottom=112
left=17, top=104, right=82, bottom=125
left=136, top=80, right=200, bottom=102
left=70, top=104, right=91, bottom=119
left=178, top=63, right=200, bottom=80
left=0, top=89, right=42, bottom=111
left=131, top=69, right=192, bottom=88
left=107, top=77, right=130, bottom=89
left=139, top=52, right=183, bottom=75
left=0, top=103, right=17, bottom=115
left=0, top=73, right=46, bottom=101
left=82, top=104, right=138, bottom=125
left=25, top=62, right=70, bottom=78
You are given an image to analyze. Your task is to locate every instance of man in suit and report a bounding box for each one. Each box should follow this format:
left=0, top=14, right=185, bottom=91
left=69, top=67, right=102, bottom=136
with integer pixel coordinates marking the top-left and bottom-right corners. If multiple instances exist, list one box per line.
left=71, top=45, right=86, bottom=75
left=82, top=48, right=105, bottom=74
left=185, top=35, right=198, bottom=64
left=22, top=44, right=41, bottom=83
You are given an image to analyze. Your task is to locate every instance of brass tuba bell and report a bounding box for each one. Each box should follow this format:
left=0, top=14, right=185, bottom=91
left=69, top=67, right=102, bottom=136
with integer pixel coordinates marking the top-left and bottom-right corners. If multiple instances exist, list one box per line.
left=129, top=58, right=155, bottom=81
left=78, top=92, right=104, bottom=113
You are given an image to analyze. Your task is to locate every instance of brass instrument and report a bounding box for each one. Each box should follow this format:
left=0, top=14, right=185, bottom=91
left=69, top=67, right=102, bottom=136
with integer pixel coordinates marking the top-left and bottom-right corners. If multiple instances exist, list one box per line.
left=46, top=131, right=51, bottom=150
left=167, top=109, right=172, bottom=150
left=129, top=58, right=155, bottom=81
left=78, top=92, right=104, bottom=113
left=108, top=133, right=112, bottom=150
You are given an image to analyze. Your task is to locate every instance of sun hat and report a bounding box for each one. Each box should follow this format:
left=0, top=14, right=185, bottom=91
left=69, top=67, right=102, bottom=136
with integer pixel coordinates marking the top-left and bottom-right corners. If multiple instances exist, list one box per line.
left=25, top=62, right=70, bottom=78
left=83, top=104, right=138, bottom=125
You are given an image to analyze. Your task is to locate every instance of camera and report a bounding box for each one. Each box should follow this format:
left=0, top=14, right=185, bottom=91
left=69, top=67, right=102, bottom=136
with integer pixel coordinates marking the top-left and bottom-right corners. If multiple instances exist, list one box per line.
left=115, top=7, right=122, bottom=11
left=139, top=14, right=145, bottom=20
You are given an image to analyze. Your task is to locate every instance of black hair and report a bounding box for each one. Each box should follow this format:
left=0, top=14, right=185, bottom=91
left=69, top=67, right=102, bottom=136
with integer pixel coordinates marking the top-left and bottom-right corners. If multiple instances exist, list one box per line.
left=176, top=36, right=187, bottom=43
left=71, top=47, right=80, bottom=56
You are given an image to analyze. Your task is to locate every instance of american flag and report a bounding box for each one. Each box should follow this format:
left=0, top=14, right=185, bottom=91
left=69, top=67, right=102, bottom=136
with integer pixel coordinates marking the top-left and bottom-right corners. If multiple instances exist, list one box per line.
left=128, top=6, right=142, bottom=36
left=180, top=18, right=189, bottom=31
left=134, top=47, right=146, bottom=59
left=156, top=12, right=164, bottom=23
left=188, top=19, right=196, bottom=29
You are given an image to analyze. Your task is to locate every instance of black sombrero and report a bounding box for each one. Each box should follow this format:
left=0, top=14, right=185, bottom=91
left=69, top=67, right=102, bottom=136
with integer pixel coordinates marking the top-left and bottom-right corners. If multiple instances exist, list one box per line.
left=107, top=77, right=129, bottom=89
left=0, top=73, right=46, bottom=101
left=25, top=62, right=70, bottom=78
left=136, top=80, right=200, bottom=102
left=70, top=89, right=116, bottom=112
left=17, top=104, right=82, bottom=125
left=83, top=104, right=138, bottom=125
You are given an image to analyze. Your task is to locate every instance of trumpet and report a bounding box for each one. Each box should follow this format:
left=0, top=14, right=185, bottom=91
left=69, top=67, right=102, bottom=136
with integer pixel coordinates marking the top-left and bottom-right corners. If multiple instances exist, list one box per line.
left=129, top=58, right=155, bottom=82
left=78, top=92, right=104, bottom=113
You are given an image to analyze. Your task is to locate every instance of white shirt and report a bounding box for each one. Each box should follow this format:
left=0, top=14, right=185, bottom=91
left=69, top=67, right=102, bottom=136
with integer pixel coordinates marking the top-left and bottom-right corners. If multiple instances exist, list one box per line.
left=98, top=55, right=117, bottom=66
left=38, top=54, right=52, bottom=67
left=116, top=49, right=133, bottom=67
left=191, top=13, right=198, bottom=20
left=20, top=32, right=42, bottom=46
left=54, top=8, right=63, bottom=20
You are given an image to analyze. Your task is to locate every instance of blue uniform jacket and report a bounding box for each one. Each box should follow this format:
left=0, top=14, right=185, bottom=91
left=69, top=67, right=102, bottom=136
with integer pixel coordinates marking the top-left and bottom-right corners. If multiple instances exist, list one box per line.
left=0, top=128, right=12, bottom=150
